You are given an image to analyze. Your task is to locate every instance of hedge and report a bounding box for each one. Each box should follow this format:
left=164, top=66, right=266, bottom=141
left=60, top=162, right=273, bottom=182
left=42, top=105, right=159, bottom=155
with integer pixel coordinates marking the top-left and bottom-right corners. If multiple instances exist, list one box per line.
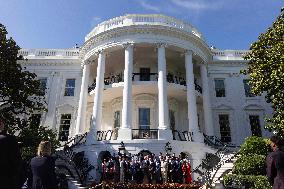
left=223, top=174, right=271, bottom=189
left=233, top=154, right=266, bottom=175
left=238, top=136, right=270, bottom=156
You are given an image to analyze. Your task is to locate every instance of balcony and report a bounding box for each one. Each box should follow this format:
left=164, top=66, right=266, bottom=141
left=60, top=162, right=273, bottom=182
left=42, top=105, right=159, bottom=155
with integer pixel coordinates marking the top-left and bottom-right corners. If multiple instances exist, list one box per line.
left=88, top=72, right=202, bottom=93
left=132, top=129, right=158, bottom=139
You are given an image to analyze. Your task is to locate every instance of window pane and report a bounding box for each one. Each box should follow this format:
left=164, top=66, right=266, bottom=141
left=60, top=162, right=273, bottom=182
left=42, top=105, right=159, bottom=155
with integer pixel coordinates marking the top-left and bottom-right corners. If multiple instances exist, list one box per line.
left=218, top=114, right=231, bottom=142
left=243, top=79, right=255, bottom=97
left=39, top=78, right=47, bottom=95
left=66, top=79, right=75, bottom=87
left=59, top=114, right=71, bottom=141
left=114, top=111, right=120, bottom=128
left=214, top=79, right=225, bottom=97
left=249, top=115, right=262, bottom=137
left=169, top=110, right=175, bottom=130
left=64, top=79, right=75, bottom=96
left=140, top=68, right=150, bottom=81
left=64, top=88, right=74, bottom=96
left=139, top=108, right=150, bottom=129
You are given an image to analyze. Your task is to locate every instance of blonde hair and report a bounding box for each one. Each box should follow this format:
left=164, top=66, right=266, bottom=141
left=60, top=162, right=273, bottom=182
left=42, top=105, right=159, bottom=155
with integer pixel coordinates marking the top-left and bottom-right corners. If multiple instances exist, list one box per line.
left=37, top=141, right=52, bottom=156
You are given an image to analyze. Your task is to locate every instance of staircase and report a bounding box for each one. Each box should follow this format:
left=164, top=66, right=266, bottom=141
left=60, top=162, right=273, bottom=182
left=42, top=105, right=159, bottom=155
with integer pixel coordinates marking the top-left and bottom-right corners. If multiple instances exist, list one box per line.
left=193, top=134, right=240, bottom=189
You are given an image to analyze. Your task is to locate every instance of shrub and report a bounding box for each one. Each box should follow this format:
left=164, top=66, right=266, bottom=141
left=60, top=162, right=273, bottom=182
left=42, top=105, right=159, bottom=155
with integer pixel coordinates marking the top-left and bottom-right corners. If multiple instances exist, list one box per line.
left=223, top=174, right=271, bottom=189
left=239, top=136, right=270, bottom=156
left=233, top=154, right=266, bottom=175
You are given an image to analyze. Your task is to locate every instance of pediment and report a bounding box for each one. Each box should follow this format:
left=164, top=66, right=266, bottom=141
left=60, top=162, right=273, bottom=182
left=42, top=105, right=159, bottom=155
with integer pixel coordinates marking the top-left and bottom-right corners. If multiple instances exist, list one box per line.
left=243, top=104, right=264, bottom=111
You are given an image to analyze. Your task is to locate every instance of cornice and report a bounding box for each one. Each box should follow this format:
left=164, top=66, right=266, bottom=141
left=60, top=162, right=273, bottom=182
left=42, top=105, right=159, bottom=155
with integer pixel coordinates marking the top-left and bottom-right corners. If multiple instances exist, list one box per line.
left=18, top=59, right=81, bottom=66
left=80, top=25, right=212, bottom=63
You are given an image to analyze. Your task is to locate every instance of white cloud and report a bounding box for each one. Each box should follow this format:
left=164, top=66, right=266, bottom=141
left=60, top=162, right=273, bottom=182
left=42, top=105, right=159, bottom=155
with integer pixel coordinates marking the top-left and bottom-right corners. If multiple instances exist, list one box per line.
left=170, top=0, right=225, bottom=11
left=91, top=16, right=102, bottom=28
left=138, top=0, right=161, bottom=12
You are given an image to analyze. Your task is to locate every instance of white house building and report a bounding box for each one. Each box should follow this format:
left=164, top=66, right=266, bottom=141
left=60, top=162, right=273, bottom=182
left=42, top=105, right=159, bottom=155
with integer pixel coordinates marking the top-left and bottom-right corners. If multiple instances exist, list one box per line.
left=18, top=14, right=273, bottom=181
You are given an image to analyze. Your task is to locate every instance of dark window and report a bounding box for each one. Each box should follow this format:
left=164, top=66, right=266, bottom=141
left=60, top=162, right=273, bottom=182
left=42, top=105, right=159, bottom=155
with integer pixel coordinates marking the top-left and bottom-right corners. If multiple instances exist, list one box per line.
left=139, top=108, right=150, bottom=129
left=249, top=115, right=262, bottom=137
left=39, top=78, right=47, bottom=95
left=140, top=68, right=150, bottom=81
left=114, top=111, right=120, bottom=128
left=59, top=114, right=71, bottom=141
left=218, top=114, right=231, bottom=142
left=169, top=110, right=175, bottom=130
left=30, top=114, right=41, bottom=127
left=64, top=79, right=75, bottom=96
left=214, top=79, right=226, bottom=97
left=243, top=79, right=255, bottom=97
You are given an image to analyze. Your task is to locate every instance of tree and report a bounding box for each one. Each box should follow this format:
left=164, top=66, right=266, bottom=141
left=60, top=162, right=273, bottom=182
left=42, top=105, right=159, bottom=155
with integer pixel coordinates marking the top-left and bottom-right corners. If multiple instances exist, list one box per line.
left=0, top=23, right=45, bottom=133
left=244, top=12, right=284, bottom=136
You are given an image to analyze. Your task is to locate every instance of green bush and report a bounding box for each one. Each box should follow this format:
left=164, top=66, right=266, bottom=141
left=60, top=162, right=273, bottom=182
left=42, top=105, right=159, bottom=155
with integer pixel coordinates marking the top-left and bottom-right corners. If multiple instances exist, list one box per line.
left=223, top=174, right=271, bottom=189
left=239, top=136, right=270, bottom=156
left=233, top=154, right=266, bottom=175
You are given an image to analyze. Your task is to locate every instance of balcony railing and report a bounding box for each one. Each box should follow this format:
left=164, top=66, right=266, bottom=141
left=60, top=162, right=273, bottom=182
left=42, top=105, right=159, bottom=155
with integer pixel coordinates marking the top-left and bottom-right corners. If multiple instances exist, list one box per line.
left=172, top=130, right=194, bottom=141
left=132, top=129, right=158, bottom=139
left=97, top=130, right=118, bottom=141
left=87, top=72, right=202, bottom=93
left=85, top=14, right=203, bottom=41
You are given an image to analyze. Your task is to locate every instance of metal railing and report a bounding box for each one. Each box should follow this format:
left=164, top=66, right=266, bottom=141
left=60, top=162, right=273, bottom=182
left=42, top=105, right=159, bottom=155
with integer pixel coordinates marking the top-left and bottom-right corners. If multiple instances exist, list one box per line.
left=132, top=129, right=158, bottom=139
left=96, top=130, right=117, bottom=141
left=203, top=133, right=238, bottom=148
left=172, top=130, right=194, bottom=141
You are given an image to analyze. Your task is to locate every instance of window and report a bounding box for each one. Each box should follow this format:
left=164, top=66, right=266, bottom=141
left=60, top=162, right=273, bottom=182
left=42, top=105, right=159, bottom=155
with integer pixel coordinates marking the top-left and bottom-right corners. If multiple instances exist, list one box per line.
left=38, top=78, right=47, bottom=95
left=139, top=108, right=150, bottom=129
left=30, top=114, right=41, bottom=127
left=140, top=68, right=150, bottom=81
left=169, top=110, right=175, bottom=130
left=249, top=115, right=262, bottom=137
left=243, top=79, right=255, bottom=97
left=59, top=114, right=71, bottom=141
left=64, top=79, right=76, bottom=96
left=114, top=111, right=120, bottom=128
left=214, top=79, right=226, bottom=97
left=218, top=114, right=231, bottom=142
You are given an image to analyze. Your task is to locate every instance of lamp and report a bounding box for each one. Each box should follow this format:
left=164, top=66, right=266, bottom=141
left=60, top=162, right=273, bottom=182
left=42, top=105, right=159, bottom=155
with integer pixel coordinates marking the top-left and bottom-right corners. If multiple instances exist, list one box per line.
left=165, top=142, right=172, bottom=154
left=118, top=141, right=126, bottom=156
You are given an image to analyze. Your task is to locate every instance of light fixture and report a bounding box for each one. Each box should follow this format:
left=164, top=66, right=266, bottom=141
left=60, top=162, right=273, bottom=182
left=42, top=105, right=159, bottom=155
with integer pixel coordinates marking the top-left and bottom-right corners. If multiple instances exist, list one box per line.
left=118, top=141, right=126, bottom=156
left=165, top=142, right=172, bottom=154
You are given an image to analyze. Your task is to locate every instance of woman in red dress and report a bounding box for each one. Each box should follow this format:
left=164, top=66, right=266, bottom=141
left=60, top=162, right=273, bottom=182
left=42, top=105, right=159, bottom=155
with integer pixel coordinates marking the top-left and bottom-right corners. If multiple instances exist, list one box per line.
left=182, top=161, right=192, bottom=184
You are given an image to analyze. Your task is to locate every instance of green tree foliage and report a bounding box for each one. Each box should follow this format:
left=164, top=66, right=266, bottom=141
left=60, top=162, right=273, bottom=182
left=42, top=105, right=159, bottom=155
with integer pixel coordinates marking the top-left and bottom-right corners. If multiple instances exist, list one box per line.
left=224, top=136, right=271, bottom=188
left=0, top=23, right=45, bottom=132
left=244, top=12, right=284, bottom=136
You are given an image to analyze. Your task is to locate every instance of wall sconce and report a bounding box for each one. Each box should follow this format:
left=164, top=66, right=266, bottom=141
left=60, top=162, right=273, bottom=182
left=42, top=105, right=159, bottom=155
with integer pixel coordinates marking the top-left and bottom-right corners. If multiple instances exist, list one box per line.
left=165, top=142, right=172, bottom=154
left=118, top=141, right=126, bottom=156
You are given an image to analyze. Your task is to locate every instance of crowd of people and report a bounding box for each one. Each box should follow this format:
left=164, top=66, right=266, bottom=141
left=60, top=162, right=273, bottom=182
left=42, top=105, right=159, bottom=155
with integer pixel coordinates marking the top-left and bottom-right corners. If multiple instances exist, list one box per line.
left=101, top=153, right=192, bottom=184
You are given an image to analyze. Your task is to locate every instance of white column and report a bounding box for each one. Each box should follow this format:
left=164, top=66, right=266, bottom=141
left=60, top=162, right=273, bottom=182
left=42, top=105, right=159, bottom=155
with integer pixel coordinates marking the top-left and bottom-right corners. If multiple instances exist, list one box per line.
left=185, top=50, right=203, bottom=142
left=118, top=43, right=133, bottom=140
left=157, top=44, right=171, bottom=140
left=88, top=51, right=105, bottom=144
left=201, top=64, right=214, bottom=136
left=75, top=63, right=90, bottom=135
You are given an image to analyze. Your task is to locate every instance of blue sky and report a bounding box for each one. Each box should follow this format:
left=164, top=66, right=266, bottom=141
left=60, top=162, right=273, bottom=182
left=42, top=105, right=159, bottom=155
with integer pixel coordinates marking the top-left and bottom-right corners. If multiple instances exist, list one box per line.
left=0, top=0, right=282, bottom=50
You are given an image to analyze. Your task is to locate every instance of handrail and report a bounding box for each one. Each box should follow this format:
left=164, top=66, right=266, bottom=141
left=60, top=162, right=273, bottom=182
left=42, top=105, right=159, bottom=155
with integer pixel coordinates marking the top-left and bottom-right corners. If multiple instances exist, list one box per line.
left=172, top=130, right=194, bottom=141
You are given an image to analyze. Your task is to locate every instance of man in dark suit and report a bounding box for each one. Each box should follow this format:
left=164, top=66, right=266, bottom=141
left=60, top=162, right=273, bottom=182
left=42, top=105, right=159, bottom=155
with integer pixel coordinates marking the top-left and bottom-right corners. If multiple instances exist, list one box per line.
left=266, top=135, right=284, bottom=189
left=0, top=119, right=22, bottom=189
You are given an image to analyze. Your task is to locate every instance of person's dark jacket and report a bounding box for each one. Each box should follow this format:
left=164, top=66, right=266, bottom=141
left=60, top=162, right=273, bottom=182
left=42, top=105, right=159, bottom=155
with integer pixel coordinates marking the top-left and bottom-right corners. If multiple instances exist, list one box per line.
left=266, top=149, right=284, bottom=189
left=30, top=155, right=58, bottom=189
left=0, top=132, right=22, bottom=189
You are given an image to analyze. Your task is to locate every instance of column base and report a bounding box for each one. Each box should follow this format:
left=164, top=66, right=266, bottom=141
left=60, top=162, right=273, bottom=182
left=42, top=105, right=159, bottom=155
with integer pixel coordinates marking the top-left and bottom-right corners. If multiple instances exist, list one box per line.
left=117, top=128, right=132, bottom=140
left=158, top=129, right=173, bottom=140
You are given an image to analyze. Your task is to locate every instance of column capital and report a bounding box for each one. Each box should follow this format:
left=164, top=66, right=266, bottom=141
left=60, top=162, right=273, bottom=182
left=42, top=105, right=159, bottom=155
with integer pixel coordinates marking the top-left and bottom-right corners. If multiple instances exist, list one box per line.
left=184, top=49, right=193, bottom=56
left=122, top=42, right=134, bottom=49
left=156, top=42, right=168, bottom=48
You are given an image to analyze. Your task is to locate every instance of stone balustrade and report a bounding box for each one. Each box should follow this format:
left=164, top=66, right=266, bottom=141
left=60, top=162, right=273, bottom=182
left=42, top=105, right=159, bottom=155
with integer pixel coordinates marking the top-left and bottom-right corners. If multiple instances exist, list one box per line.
left=212, top=49, right=250, bottom=61
left=18, top=49, right=79, bottom=58
left=85, top=14, right=203, bottom=41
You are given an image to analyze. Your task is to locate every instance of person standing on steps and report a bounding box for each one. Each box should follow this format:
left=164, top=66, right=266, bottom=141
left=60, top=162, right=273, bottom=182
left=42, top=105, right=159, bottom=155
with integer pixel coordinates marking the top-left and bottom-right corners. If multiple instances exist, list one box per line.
left=266, top=135, right=284, bottom=189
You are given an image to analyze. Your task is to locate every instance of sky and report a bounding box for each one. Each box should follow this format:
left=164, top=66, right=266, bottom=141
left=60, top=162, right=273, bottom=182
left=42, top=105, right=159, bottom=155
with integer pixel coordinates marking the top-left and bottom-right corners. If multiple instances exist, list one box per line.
left=0, top=0, right=282, bottom=50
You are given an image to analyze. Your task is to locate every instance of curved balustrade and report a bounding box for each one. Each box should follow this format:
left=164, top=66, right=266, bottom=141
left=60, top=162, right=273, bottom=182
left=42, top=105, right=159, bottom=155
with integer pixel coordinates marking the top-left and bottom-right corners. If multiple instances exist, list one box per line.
left=203, top=133, right=238, bottom=148
left=87, top=72, right=202, bottom=93
left=172, top=130, right=194, bottom=141
left=85, top=14, right=203, bottom=41
left=96, top=130, right=117, bottom=141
